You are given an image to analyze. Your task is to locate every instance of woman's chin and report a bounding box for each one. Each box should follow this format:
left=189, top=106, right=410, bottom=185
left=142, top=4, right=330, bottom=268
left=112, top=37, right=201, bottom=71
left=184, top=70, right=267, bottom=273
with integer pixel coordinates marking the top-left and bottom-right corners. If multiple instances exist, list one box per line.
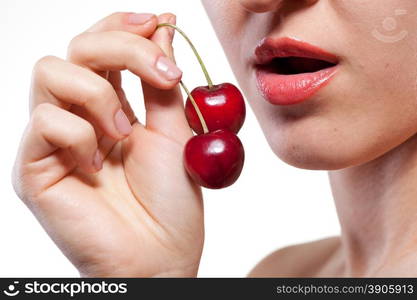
left=272, top=145, right=351, bottom=171
left=265, top=130, right=363, bottom=171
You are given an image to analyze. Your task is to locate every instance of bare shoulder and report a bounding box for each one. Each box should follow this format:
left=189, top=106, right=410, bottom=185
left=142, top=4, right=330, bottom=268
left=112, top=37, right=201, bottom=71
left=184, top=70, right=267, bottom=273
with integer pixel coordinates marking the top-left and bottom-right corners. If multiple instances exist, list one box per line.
left=248, top=236, right=341, bottom=277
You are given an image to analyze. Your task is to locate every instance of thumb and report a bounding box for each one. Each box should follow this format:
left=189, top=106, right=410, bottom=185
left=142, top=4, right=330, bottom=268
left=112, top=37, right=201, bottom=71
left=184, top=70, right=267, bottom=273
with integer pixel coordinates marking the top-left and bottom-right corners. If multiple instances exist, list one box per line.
left=154, top=14, right=177, bottom=60
left=142, top=13, right=192, bottom=144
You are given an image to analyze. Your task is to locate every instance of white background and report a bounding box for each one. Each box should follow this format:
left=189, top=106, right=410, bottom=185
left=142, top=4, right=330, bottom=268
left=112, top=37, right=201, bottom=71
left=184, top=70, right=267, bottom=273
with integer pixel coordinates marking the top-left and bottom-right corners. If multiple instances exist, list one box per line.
left=0, top=0, right=340, bottom=277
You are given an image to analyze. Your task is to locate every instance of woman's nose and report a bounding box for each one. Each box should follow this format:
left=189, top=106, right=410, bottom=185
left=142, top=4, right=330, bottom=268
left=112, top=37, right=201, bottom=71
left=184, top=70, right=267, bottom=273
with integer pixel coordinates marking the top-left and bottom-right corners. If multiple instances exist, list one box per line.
left=238, top=0, right=318, bottom=13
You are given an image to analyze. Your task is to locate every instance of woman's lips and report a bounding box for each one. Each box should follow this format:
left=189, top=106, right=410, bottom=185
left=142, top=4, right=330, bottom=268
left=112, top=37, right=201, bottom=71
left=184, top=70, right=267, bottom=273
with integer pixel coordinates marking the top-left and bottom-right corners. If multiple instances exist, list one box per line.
left=255, top=66, right=338, bottom=105
left=254, top=37, right=339, bottom=105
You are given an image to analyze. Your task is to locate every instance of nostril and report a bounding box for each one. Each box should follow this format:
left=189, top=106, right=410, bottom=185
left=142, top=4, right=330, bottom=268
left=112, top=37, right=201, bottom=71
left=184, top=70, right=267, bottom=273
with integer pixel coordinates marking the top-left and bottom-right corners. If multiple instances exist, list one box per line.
left=238, top=0, right=282, bottom=13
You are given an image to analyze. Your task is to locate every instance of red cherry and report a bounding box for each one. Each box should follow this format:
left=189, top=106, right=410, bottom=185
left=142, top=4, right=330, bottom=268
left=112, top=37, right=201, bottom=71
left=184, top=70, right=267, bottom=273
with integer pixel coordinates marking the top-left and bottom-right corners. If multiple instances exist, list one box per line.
left=185, top=83, right=246, bottom=134
left=155, top=23, right=246, bottom=189
left=183, top=129, right=245, bottom=189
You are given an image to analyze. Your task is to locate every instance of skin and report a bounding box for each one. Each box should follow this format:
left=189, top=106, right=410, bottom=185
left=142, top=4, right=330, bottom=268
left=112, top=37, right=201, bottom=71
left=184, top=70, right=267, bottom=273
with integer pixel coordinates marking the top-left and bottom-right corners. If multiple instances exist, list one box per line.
left=11, top=0, right=417, bottom=277
left=13, top=13, right=204, bottom=277
left=203, top=0, right=417, bottom=276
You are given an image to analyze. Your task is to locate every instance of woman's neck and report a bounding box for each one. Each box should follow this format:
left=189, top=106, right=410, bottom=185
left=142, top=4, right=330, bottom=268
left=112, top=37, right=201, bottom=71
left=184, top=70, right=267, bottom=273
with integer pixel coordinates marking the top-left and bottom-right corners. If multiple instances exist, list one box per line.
left=328, top=134, right=417, bottom=276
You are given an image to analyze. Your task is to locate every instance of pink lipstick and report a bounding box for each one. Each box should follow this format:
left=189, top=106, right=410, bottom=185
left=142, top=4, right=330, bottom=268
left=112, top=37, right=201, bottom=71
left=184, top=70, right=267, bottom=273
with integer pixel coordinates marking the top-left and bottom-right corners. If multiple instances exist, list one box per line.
left=254, top=37, right=339, bottom=105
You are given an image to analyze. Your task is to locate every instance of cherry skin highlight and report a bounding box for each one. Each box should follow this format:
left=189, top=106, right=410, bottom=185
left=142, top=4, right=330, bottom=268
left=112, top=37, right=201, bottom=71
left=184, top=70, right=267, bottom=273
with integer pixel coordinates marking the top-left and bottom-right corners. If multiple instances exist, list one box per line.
left=183, top=129, right=245, bottom=189
left=185, top=83, right=246, bottom=135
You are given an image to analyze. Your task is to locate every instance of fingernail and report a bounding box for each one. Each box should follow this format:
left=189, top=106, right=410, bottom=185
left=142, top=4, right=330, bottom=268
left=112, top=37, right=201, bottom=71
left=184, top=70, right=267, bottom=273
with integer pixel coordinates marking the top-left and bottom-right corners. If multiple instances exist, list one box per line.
left=156, top=56, right=182, bottom=81
left=169, top=15, right=176, bottom=24
left=127, top=13, right=154, bottom=25
left=93, top=150, right=103, bottom=171
left=114, top=109, right=133, bottom=136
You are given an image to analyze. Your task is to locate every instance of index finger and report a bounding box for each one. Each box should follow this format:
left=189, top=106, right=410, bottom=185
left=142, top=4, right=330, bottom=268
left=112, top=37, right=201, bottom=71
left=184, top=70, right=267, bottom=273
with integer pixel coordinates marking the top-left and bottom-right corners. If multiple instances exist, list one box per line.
left=87, top=12, right=158, bottom=37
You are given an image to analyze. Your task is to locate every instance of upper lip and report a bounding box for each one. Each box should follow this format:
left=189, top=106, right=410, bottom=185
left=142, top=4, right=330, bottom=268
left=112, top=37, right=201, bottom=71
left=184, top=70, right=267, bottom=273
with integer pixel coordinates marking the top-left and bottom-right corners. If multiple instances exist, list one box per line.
left=254, top=37, right=339, bottom=66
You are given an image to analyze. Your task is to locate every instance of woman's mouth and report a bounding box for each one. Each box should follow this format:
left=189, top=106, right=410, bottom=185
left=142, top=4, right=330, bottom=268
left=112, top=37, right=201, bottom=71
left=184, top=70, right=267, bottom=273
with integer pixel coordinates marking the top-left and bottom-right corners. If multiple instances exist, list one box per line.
left=254, top=37, right=339, bottom=105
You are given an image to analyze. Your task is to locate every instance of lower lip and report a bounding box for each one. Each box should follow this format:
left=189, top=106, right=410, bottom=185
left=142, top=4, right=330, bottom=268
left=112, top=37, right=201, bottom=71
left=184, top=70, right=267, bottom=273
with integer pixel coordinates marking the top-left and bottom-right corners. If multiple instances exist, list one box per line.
left=255, top=66, right=338, bottom=105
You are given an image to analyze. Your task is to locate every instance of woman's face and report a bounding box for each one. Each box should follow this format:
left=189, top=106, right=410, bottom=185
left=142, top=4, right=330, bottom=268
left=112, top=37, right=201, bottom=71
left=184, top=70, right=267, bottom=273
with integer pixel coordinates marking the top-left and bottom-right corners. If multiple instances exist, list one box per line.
left=203, top=0, right=417, bottom=170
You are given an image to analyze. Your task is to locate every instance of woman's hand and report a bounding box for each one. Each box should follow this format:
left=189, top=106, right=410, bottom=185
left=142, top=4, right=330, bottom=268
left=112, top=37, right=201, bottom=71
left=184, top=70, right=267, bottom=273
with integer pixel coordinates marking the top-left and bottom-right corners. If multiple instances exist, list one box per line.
left=12, top=12, right=204, bottom=277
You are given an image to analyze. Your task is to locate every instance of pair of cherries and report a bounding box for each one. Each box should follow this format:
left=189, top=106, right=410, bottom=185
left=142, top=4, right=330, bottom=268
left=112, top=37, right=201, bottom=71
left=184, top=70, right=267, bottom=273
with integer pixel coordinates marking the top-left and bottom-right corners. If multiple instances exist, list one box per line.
left=157, top=24, right=246, bottom=189
left=184, top=83, right=246, bottom=189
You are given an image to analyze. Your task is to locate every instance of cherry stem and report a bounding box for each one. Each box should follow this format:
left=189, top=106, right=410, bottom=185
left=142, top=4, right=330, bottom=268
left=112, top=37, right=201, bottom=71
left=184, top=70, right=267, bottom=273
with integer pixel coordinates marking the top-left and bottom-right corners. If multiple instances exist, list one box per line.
left=180, top=80, right=209, bottom=134
left=157, top=23, right=214, bottom=89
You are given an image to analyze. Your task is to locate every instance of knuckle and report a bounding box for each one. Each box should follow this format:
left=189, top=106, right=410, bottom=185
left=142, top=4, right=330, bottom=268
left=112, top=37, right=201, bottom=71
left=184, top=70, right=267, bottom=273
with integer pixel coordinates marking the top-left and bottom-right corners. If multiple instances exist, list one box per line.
left=11, top=151, right=43, bottom=205
left=109, top=11, right=124, bottom=19
left=125, top=34, right=161, bottom=67
left=84, top=78, right=116, bottom=107
left=72, top=120, right=96, bottom=145
left=124, top=33, right=145, bottom=56
left=32, top=56, right=57, bottom=82
left=31, top=103, right=54, bottom=129
left=67, top=33, right=90, bottom=61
